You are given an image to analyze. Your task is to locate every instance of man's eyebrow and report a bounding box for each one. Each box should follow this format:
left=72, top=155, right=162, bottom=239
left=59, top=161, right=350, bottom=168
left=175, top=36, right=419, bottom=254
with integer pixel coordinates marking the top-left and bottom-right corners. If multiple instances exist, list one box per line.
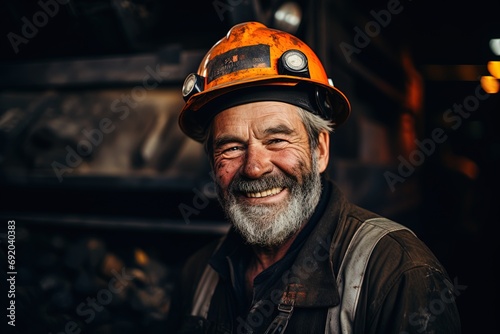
left=213, top=124, right=296, bottom=149
left=213, top=135, right=244, bottom=149
left=264, top=124, right=296, bottom=136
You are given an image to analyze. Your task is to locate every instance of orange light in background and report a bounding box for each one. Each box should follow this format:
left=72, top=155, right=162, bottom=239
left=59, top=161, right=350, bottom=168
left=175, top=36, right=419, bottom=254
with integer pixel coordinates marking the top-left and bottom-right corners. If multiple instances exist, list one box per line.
left=400, top=113, right=417, bottom=156
left=480, top=76, right=499, bottom=94
left=135, top=248, right=150, bottom=266
left=488, top=61, right=500, bottom=78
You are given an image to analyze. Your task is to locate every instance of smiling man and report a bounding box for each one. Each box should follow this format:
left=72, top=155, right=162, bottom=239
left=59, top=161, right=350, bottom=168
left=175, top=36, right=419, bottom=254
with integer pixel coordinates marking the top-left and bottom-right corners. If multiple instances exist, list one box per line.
left=168, top=22, right=461, bottom=334
left=212, top=102, right=327, bottom=248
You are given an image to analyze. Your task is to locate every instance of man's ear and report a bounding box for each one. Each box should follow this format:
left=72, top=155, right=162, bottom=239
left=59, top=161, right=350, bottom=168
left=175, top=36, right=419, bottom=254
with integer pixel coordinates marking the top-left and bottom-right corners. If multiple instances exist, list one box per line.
left=316, top=131, right=330, bottom=173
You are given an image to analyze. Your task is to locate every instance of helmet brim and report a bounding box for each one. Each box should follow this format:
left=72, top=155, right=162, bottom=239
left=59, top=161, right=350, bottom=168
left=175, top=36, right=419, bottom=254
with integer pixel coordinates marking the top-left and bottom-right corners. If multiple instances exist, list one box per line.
left=179, top=77, right=351, bottom=143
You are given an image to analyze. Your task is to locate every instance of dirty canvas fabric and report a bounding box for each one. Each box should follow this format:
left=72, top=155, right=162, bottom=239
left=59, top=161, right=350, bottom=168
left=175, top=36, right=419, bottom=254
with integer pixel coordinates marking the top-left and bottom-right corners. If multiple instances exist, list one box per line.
left=168, top=178, right=461, bottom=334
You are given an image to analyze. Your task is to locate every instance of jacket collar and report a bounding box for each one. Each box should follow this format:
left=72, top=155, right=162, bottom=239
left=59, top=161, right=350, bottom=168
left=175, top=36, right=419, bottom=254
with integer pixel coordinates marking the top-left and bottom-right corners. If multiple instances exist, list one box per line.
left=210, top=177, right=347, bottom=308
left=278, top=178, right=346, bottom=307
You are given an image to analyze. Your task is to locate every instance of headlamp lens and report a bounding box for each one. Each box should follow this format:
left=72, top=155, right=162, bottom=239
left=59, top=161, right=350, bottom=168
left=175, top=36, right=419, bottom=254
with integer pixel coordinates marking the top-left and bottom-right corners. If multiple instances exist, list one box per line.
left=182, top=73, right=197, bottom=98
left=282, top=50, right=307, bottom=72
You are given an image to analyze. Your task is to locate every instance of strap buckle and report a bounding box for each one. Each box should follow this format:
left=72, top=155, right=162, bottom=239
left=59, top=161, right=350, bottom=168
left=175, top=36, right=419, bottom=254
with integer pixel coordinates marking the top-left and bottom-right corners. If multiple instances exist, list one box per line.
left=263, top=301, right=295, bottom=334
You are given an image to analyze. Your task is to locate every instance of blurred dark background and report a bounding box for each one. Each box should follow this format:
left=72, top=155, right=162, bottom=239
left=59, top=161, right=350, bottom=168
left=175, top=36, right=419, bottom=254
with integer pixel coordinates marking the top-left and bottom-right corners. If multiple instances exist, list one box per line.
left=0, top=0, right=498, bottom=333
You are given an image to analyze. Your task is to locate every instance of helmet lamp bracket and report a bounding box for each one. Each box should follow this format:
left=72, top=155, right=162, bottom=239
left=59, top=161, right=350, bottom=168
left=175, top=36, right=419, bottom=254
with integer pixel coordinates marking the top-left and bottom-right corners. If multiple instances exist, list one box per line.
left=278, top=49, right=310, bottom=78
left=182, top=73, right=205, bottom=101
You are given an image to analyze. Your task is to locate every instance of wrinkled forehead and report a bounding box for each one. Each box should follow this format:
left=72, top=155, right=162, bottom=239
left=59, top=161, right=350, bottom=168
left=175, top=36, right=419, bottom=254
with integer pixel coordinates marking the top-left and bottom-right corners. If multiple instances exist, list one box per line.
left=212, top=101, right=304, bottom=137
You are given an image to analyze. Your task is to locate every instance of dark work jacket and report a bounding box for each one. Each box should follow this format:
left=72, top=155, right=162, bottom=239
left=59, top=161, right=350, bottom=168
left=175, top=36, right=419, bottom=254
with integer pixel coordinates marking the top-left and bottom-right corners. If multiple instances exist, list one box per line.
left=167, top=179, right=461, bottom=334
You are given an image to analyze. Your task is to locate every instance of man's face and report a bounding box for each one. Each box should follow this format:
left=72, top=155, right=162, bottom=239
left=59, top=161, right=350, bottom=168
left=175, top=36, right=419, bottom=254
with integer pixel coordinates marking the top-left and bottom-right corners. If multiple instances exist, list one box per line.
left=211, top=101, right=329, bottom=246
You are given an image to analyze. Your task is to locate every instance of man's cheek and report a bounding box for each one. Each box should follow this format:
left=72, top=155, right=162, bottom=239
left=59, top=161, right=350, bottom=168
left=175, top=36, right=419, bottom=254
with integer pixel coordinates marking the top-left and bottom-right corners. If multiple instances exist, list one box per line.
left=215, top=162, right=239, bottom=185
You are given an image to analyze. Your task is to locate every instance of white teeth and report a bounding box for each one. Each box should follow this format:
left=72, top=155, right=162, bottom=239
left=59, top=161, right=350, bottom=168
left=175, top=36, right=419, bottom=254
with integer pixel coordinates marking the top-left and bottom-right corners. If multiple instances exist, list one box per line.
left=246, top=187, right=283, bottom=198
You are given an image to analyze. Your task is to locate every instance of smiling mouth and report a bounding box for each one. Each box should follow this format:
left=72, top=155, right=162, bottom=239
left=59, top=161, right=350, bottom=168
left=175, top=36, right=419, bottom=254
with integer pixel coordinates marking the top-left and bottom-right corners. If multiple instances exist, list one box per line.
left=244, top=187, right=285, bottom=198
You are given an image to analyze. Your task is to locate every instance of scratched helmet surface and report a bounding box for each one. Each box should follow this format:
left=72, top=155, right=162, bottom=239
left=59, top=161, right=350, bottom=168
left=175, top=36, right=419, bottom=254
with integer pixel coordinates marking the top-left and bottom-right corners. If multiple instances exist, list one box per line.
left=179, top=21, right=351, bottom=142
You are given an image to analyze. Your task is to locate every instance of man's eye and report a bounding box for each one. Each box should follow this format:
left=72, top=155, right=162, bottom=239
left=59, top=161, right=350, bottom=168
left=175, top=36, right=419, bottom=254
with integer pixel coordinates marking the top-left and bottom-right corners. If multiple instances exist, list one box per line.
left=225, top=146, right=240, bottom=152
left=268, top=139, right=286, bottom=145
left=221, top=146, right=244, bottom=155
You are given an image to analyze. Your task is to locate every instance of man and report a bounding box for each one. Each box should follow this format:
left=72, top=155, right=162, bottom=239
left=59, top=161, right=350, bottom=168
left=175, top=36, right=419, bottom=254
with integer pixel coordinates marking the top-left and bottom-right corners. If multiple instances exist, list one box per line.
left=168, top=21, right=461, bottom=333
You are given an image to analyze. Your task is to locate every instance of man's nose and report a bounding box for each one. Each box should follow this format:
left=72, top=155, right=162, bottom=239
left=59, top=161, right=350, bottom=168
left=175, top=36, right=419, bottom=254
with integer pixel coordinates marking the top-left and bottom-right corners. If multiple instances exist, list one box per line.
left=241, top=144, right=273, bottom=179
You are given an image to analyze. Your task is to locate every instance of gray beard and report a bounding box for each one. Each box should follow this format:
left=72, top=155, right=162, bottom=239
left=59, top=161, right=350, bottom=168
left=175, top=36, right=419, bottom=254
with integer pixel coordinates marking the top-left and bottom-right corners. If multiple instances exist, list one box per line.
left=215, top=153, right=322, bottom=247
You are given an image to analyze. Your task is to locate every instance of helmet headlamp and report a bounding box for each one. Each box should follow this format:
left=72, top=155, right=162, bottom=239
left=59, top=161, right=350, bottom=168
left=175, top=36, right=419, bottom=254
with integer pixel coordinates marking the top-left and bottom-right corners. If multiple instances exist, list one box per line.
left=279, top=49, right=310, bottom=78
left=178, top=21, right=351, bottom=143
left=182, top=73, right=204, bottom=101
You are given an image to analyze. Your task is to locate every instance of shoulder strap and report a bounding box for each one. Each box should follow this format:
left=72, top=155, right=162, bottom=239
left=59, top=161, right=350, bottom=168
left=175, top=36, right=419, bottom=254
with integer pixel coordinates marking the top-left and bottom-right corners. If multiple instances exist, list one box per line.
left=191, top=265, right=219, bottom=317
left=190, top=236, right=226, bottom=318
left=190, top=218, right=413, bottom=331
left=325, top=217, right=414, bottom=334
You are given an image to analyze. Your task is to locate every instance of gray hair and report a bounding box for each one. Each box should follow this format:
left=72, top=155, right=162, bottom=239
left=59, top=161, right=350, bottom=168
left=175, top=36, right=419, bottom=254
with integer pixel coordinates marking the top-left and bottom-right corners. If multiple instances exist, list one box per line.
left=295, top=107, right=334, bottom=149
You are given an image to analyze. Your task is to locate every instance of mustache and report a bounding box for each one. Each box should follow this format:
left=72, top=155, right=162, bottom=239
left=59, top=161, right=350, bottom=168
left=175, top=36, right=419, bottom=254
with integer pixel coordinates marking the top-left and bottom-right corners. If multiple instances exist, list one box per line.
left=229, top=172, right=298, bottom=194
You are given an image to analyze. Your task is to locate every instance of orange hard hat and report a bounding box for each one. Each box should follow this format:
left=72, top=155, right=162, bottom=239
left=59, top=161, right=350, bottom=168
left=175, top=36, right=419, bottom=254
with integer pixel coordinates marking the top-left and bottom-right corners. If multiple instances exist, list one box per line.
left=179, top=21, right=351, bottom=142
